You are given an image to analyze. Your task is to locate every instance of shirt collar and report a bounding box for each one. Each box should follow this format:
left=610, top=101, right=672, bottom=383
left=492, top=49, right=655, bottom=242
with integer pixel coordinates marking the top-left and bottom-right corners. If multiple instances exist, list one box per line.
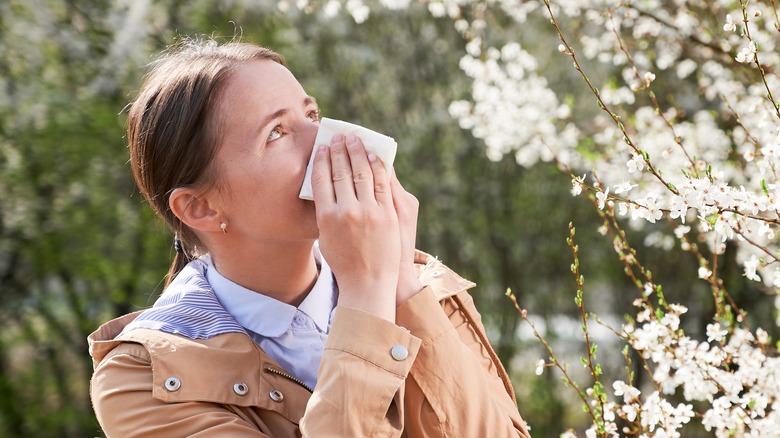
left=205, top=243, right=337, bottom=337
left=298, top=246, right=337, bottom=332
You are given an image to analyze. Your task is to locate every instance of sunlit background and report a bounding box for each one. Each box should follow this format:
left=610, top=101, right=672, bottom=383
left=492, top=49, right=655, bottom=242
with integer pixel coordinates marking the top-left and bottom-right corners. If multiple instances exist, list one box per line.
left=0, top=1, right=770, bottom=436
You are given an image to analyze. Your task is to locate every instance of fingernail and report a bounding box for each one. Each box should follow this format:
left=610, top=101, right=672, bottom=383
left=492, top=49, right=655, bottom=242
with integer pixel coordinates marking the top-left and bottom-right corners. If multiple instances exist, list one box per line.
left=368, top=153, right=377, bottom=162
left=331, top=133, right=345, bottom=145
left=346, top=135, right=357, bottom=146
left=317, top=144, right=328, bottom=153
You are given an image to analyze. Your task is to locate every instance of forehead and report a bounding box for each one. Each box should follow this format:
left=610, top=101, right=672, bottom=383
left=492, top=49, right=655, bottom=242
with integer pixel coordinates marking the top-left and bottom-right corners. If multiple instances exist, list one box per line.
left=220, top=60, right=307, bottom=112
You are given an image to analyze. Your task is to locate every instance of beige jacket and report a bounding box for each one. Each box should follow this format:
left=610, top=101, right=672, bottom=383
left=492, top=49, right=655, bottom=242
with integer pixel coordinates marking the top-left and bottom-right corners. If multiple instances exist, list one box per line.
left=89, top=252, right=531, bottom=437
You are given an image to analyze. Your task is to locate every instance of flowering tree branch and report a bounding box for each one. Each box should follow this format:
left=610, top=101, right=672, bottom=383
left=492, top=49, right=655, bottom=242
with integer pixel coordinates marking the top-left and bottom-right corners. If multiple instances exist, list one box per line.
left=285, top=0, right=780, bottom=435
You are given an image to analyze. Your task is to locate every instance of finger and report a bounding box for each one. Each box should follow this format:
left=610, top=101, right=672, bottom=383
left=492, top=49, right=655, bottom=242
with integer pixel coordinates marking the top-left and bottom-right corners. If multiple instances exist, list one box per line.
left=345, top=135, right=376, bottom=203
left=311, top=144, right=335, bottom=206
left=390, top=168, right=405, bottom=206
left=390, top=169, right=419, bottom=218
left=390, top=168, right=403, bottom=190
left=329, top=134, right=357, bottom=202
left=370, top=152, right=393, bottom=207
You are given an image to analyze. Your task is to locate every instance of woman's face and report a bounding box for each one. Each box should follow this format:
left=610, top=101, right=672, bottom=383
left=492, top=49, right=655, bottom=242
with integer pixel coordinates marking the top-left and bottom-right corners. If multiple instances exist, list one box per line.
left=211, top=60, right=321, bottom=244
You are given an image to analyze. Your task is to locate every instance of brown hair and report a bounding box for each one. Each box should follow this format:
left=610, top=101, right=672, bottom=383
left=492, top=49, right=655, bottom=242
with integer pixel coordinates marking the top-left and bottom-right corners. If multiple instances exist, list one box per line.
left=127, top=39, right=285, bottom=287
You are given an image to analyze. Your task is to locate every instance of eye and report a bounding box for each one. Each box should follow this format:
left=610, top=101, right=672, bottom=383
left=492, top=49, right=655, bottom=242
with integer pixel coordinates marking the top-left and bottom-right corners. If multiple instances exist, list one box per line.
left=268, top=126, right=283, bottom=142
left=307, top=109, right=321, bottom=123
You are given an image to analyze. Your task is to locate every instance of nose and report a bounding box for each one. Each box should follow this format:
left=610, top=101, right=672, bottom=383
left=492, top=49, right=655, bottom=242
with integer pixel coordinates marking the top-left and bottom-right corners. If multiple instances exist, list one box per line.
left=301, top=118, right=320, bottom=154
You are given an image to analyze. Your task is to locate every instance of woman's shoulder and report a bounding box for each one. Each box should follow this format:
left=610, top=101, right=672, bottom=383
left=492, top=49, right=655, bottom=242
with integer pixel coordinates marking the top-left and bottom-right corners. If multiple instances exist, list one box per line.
left=88, top=317, right=256, bottom=373
left=96, top=326, right=260, bottom=372
left=89, top=326, right=308, bottom=429
left=88, top=257, right=249, bottom=369
left=124, top=286, right=246, bottom=339
left=105, top=258, right=246, bottom=339
left=90, top=322, right=269, bottom=406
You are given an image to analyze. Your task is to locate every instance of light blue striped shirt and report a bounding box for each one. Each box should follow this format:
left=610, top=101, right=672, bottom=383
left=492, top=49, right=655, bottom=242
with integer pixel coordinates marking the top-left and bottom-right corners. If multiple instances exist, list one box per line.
left=120, top=245, right=337, bottom=390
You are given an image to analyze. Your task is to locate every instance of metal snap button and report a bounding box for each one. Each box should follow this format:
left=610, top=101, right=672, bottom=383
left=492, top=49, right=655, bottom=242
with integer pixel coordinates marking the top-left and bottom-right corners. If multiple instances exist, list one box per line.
left=164, top=377, right=181, bottom=392
left=269, top=389, right=284, bottom=402
left=233, top=383, right=249, bottom=396
left=390, top=344, right=408, bottom=361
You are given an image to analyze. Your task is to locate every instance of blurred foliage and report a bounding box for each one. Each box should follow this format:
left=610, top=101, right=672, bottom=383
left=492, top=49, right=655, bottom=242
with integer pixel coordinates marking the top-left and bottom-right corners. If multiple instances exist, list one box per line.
left=0, top=1, right=766, bottom=437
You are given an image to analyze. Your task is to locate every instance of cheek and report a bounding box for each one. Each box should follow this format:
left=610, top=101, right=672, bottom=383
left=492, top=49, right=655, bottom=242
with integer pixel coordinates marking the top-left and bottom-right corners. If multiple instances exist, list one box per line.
left=278, top=149, right=310, bottom=185
left=260, top=156, right=306, bottom=198
left=225, top=147, right=310, bottom=204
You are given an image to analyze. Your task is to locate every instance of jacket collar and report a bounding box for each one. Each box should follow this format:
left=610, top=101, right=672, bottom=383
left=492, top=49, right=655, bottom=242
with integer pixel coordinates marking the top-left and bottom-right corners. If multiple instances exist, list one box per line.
left=88, top=310, right=145, bottom=367
left=88, top=249, right=475, bottom=359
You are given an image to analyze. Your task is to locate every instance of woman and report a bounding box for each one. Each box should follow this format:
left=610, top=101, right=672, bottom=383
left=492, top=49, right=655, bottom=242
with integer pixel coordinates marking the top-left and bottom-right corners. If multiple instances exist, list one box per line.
left=88, top=39, right=531, bottom=437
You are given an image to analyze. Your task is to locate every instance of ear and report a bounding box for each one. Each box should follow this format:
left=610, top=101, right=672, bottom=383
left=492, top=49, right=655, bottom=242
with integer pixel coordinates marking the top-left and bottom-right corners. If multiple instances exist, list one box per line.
left=169, top=187, right=221, bottom=233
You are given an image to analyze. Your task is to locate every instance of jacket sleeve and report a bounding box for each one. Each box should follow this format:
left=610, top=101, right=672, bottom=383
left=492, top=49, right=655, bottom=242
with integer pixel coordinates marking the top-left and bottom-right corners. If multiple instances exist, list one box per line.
left=396, top=286, right=532, bottom=437
left=91, top=342, right=268, bottom=438
left=299, top=306, right=422, bottom=436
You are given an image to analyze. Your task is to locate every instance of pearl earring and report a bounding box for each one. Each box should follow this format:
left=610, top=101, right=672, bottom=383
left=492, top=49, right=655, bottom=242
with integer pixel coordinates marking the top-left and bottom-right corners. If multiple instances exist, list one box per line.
left=220, top=222, right=227, bottom=234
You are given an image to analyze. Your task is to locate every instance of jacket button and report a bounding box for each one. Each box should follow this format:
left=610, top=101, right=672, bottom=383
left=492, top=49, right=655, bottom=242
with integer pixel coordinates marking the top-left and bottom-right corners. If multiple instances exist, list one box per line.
left=233, top=383, right=249, bottom=396
left=269, top=389, right=284, bottom=402
left=164, top=377, right=181, bottom=392
left=390, top=344, right=408, bottom=361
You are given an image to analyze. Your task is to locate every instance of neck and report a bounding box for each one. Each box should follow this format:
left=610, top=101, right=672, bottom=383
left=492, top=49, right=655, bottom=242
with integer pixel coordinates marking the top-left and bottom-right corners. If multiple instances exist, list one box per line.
left=210, top=239, right=319, bottom=307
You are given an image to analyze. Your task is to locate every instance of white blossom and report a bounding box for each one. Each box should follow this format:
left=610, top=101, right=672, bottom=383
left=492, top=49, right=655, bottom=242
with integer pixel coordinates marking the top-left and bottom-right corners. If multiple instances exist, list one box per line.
left=743, top=255, right=762, bottom=282
left=597, top=188, right=610, bottom=210
left=627, top=153, right=644, bottom=173
left=571, top=174, right=586, bottom=196
left=735, top=41, right=758, bottom=64
left=723, top=14, right=737, bottom=32
left=613, top=181, right=636, bottom=194
left=706, top=323, right=727, bottom=343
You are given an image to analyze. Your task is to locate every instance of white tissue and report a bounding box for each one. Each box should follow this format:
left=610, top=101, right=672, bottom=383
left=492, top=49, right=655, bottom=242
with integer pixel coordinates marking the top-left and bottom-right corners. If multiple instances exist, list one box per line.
left=299, top=117, right=397, bottom=200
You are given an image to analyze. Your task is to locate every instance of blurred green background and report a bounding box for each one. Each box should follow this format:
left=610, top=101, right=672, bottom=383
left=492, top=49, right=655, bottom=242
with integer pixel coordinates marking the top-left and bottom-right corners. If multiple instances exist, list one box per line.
left=0, top=1, right=770, bottom=436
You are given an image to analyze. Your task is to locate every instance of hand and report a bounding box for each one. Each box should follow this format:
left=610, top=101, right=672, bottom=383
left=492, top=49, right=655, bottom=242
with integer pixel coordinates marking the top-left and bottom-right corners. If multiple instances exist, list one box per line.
left=391, top=171, right=423, bottom=306
left=312, top=134, right=400, bottom=322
